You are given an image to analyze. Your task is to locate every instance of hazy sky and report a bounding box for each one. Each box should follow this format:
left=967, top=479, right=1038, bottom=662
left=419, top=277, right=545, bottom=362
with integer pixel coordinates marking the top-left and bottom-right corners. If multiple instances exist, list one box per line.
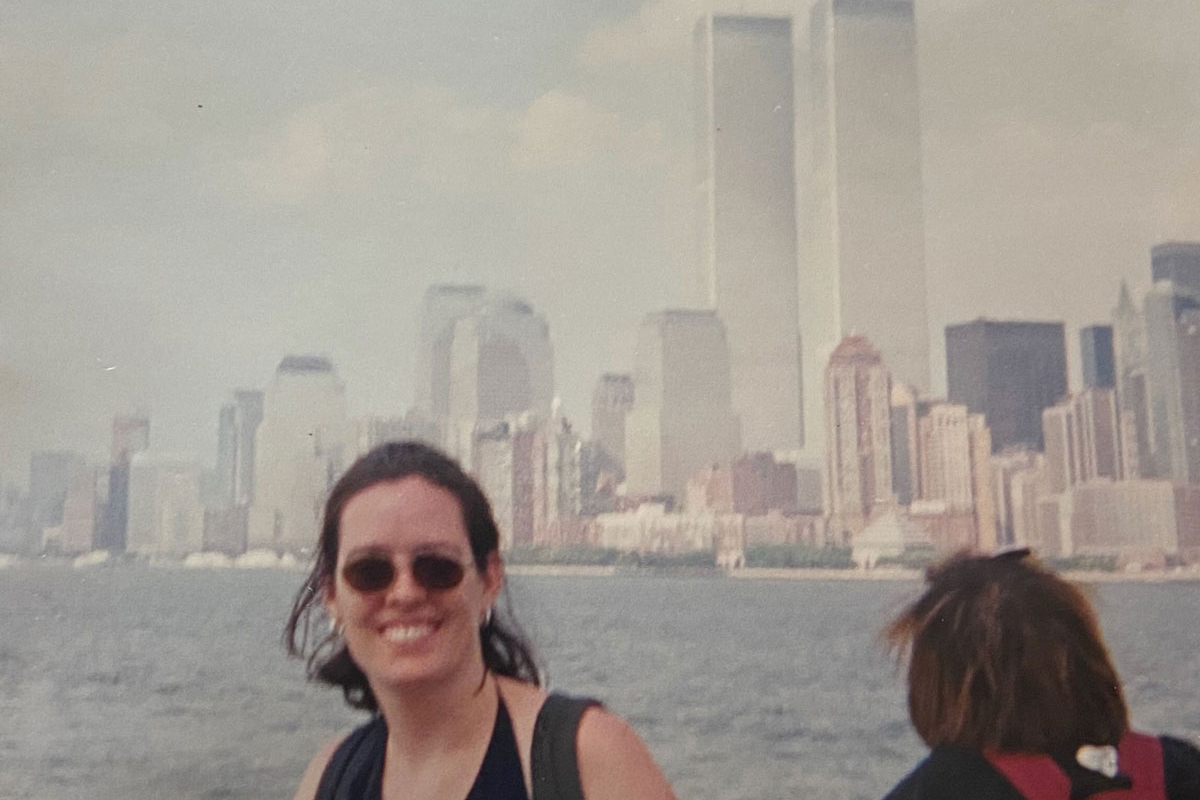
left=3, top=0, right=1199, bottom=482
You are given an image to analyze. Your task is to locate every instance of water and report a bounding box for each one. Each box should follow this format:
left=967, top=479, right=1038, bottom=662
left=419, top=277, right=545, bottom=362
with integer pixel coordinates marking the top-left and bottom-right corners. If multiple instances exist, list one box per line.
left=1, top=565, right=1198, bottom=800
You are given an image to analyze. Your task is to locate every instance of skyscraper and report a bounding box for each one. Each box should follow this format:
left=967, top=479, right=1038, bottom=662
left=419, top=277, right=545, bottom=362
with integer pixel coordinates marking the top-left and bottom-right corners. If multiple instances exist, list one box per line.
left=414, top=284, right=488, bottom=423
left=248, top=355, right=348, bottom=553
left=824, top=335, right=893, bottom=543
left=1080, top=325, right=1115, bottom=390
left=1142, top=284, right=1200, bottom=482
left=414, top=287, right=554, bottom=461
left=945, top=320, right=1068, bottom=452
left=695, top=14, right=804, bottom=452
left=591, top=373, right=634, bottom=477
left=810, top=0, right=930, bottom=400
left=215, top=389, right=263, bottom=509
left=624, top=310, right=742, bottom=502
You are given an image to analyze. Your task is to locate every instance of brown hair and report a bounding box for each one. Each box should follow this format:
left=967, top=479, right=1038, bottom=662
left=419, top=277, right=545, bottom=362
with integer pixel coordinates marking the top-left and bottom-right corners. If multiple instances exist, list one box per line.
left=886, top=549, right=1128, bottom=753
left=284, top=440, right=541, bottom=711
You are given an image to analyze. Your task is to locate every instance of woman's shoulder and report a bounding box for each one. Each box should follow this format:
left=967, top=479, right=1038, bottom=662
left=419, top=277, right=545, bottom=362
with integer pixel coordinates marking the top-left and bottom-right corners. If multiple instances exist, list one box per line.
left=496, top=678, right=676, bottom=800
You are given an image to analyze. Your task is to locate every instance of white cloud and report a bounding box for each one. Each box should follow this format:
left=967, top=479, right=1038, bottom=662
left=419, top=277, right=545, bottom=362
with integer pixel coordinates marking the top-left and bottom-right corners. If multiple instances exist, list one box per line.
left=513, top=90, right=668, bottom=171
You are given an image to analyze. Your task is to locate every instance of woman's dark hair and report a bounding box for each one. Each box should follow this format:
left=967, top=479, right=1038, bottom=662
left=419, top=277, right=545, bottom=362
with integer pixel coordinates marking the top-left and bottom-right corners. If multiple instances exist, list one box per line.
left=886, top=549, right=1128, bottom=753
left=284, top=440, right=541, bottom=710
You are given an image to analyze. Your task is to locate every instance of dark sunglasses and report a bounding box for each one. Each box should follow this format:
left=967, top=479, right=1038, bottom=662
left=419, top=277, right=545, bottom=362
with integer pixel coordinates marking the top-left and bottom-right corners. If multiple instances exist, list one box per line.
left=341, top=553, right=467, bottom=593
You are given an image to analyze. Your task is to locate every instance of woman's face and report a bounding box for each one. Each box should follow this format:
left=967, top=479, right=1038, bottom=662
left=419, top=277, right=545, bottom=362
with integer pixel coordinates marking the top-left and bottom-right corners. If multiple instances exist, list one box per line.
left=324, top=475, right=501, bottom=691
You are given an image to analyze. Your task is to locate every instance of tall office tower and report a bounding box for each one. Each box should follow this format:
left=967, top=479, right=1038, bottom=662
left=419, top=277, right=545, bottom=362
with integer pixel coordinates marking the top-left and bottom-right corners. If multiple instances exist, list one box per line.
left=1140, top=284, right=1200, bottom=483
left=824, top=336, right=893, bottom=544
left=1043, top=388, right=1125, bottom=494
left=1113, top=282, right=1152, bottom=477
left=695, top=14, right=804, bottom=452
left=96, top=414, right=150, bottom=552
left=215, top=389, right=263, bottom=509
left=414, top=284, right=488, bottom=423
left=591, top=373, right=634, bottom=477
left=991, top=448, right=1041, bottom=548
left=625, top=310, right=742, bottom=503
left=126, top=454, right=204, bottom=557
left=1080, top=325, right=1115, bottom=390
left=1041, top=404, right=1077, bottom=494
left=810, top=0, right=930, bottom=400
left=414, top=286, right=554, bottom=456
left=968, top=414, right=997, bottom=550
left=889, top=383, right=920, bottom=505
left=1176, top=310, right=1200, bottom=482
left=1151, top=241, right=1200, bottom=299
left=248, top=356, right=349, bottom=553
left=945, top=320, right=1068, bottom=452
left=917, top=403, right=975, bottom=512
left=55, top=466, right=99, bottom=555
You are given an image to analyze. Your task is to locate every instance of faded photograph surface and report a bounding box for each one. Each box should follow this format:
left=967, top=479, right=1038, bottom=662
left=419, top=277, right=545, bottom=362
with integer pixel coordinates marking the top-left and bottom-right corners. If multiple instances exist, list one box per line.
left=2, top=1, right=1199, bottom=798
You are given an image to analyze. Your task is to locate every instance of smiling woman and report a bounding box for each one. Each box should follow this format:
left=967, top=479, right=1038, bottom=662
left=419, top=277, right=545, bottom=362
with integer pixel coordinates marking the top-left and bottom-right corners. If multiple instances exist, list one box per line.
left=283, top=440, right=678, bottom=800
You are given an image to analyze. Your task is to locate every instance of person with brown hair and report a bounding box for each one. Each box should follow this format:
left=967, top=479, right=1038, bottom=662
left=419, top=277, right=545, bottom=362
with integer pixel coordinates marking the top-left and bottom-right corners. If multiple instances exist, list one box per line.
left=881, top=549, right=1200, bottom=800
left=284, top=440, right=678, bottom=800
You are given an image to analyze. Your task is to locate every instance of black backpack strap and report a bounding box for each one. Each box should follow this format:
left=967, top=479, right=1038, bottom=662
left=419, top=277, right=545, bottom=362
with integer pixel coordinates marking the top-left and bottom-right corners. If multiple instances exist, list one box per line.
left=531, top=693, right=602, bottom=800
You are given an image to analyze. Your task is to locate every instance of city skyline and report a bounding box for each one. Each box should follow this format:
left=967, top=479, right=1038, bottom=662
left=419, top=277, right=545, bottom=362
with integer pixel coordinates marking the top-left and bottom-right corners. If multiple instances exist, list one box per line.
left=4, top=0, right=1200, bottom=483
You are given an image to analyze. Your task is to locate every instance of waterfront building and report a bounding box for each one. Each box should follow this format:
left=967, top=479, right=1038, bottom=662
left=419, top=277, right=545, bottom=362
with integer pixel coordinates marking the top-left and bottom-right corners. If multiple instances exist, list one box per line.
left=809, top=0, right=930, bottom=400
left=695, top=14, right=804, bottom=452
left=850, top=507, right=931, bottom=569
left=685, top=452, right=799, bottom=517
left=126, top=453, right=204, bottom=558
left=469, top=414, right=580, bottom=550
left=591, top=373, right=634, bottom=477
left=592, top=503, right=723, bottom=555
left=214, top=389, right=263, bottom=509
left=945, top=319, right=1068, bottom=452
left=824, top=336, right=893, bottom=544
left=912, top=402, right=995, bottom=549
left=1068, top=480, right=1195, bottom=567
left=1080, top=325, right=1115, bottom=390
left=248, top=355, right=349, bottom=554
left=624, top=310, right=742, bottom=504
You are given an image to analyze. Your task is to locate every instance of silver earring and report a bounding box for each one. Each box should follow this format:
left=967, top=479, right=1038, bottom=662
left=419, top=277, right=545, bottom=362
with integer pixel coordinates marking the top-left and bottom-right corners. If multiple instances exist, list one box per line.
left=481, top=606, right=493, bottom=628
left=329, top=618, right=345, bottom=637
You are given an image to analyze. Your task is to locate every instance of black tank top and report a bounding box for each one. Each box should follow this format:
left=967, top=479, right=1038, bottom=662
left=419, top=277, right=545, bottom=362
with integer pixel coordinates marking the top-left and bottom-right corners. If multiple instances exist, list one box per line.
left=314, top=697, right=529, bottom=800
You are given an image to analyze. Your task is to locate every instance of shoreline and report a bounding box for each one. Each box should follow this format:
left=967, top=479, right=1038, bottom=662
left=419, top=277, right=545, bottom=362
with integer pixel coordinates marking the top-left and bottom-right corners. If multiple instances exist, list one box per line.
left=506, top=564, right=1200, bottom=582
left=6, top=556, right=1200, bottom=583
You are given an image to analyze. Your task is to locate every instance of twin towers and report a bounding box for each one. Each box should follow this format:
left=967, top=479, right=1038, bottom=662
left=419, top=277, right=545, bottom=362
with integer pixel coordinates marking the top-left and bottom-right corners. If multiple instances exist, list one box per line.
left=695, top=2, right=929, bottom=455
